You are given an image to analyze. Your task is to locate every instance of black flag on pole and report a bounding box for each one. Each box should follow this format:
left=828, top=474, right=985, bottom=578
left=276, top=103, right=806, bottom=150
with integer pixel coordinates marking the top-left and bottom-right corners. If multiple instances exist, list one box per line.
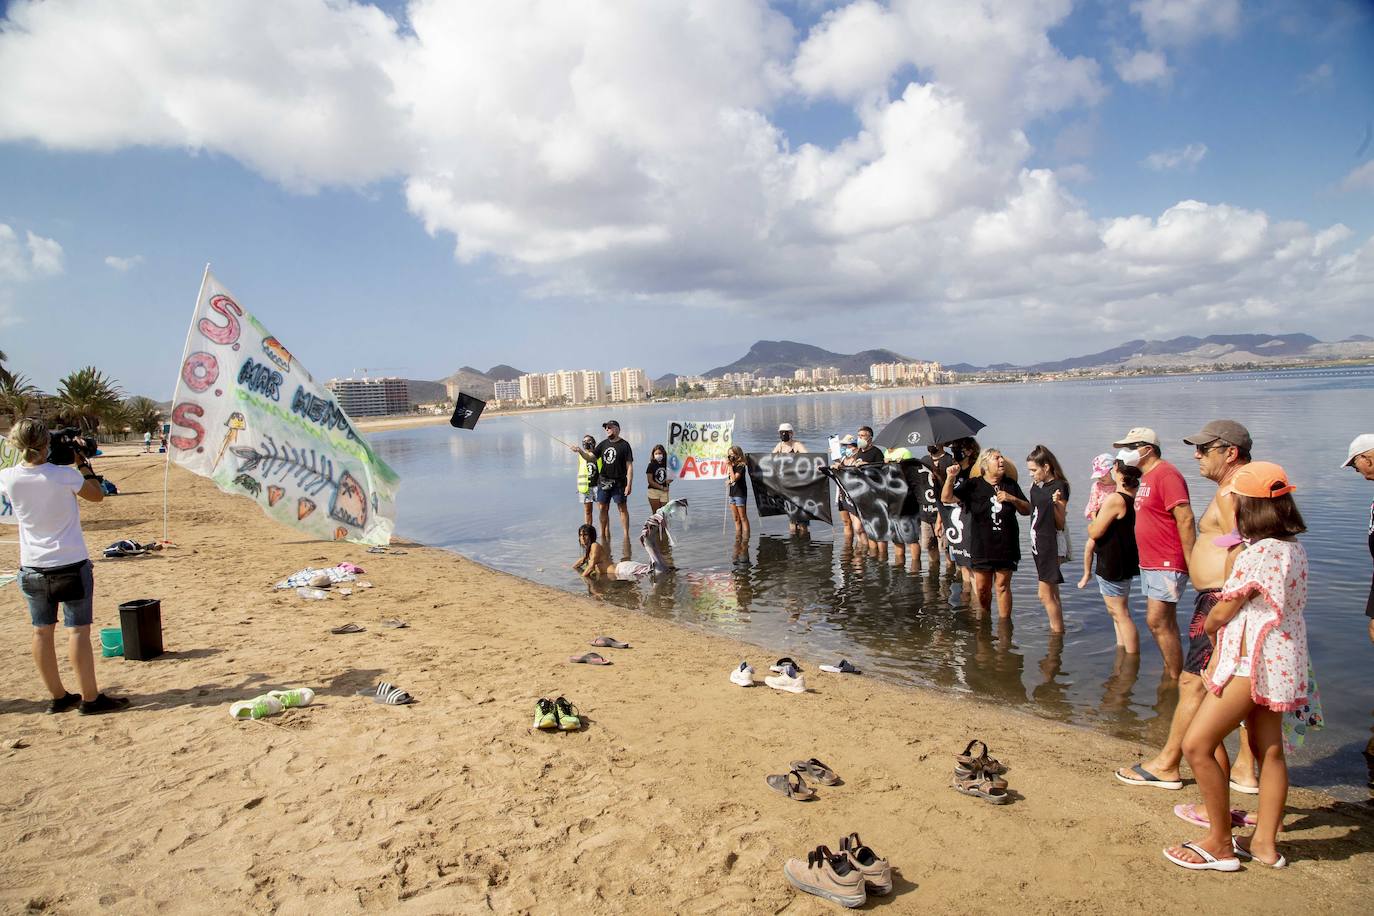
left=449, top=392, right=486, bottom=430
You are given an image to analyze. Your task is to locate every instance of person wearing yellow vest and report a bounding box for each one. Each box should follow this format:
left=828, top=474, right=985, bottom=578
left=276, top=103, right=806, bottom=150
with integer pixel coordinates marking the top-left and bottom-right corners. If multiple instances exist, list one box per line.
left=575, top=434, right=599, bottom=526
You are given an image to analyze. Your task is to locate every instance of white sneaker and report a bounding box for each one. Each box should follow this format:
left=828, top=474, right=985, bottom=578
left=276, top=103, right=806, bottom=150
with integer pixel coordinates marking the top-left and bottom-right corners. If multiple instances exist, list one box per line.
left=764, top=666, right=806, bottom=693
left=730, top=662, right=755, bottom=687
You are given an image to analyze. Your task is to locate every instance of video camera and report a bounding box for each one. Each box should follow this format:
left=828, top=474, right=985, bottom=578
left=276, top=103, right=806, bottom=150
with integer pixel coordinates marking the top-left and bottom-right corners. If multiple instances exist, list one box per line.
left=48, top=427, right=99, bottom=466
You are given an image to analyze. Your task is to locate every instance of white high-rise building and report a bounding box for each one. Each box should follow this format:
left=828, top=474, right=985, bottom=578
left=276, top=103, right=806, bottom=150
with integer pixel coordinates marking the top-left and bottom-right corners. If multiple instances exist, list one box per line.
left=518, top=373, right=548, bottom=402
left=493, top=379, right=520, bottom=401
left=610, top=368, right=651, bottom=402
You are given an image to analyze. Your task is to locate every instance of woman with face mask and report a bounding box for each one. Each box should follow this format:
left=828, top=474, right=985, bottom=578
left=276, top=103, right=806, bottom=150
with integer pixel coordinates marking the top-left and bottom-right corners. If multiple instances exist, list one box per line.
left=646, top=443, right=671, bottom=515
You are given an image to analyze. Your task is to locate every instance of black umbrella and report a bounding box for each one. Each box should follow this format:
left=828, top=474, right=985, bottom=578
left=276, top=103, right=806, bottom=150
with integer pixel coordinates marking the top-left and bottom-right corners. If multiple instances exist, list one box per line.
left=874, top=401, right=985, bottom=450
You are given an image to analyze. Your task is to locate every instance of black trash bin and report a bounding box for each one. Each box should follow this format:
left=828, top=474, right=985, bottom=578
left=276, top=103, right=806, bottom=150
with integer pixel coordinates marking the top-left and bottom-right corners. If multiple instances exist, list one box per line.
left=118, top=599, right=164, bottom=661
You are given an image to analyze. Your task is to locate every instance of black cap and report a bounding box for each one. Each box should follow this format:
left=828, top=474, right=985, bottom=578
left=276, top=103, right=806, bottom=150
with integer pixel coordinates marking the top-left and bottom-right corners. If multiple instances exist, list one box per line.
left=603, top=419, right=620, bottom=429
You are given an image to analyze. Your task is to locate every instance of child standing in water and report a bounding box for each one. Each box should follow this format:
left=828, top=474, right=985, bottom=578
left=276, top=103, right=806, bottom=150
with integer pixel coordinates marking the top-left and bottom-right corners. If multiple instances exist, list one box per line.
left=1164, top=462, right=1311, bottom=872
left=726, top=445, right=750, bottom=540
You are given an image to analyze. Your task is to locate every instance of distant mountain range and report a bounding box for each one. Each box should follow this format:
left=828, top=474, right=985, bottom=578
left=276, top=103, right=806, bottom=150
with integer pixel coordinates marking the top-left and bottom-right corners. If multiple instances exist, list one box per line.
left=702, top=340, right=919, bottom=378
left=403, top=332, right=1374, bottom=405
left=945, top=333, right=1374, bottom=373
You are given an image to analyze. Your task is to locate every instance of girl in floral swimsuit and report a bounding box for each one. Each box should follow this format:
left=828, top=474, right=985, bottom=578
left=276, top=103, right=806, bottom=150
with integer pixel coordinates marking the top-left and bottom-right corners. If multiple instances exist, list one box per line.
left=1164, top=462, right=1311, bottom=872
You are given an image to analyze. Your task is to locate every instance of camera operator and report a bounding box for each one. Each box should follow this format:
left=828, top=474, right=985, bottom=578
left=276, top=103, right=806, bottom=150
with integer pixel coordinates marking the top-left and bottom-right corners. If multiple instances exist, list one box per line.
left=0, top=420, right=128, bottom=715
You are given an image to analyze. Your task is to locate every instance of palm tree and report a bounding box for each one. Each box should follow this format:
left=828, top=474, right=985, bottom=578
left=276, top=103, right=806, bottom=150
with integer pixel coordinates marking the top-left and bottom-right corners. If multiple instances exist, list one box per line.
left=0, top=370, right=39, bottom=425
left=54, top=367, right=123, bottom=435
left=125, top=396, right=165, bottom=437
left=0, top=348, right=11, bottom=388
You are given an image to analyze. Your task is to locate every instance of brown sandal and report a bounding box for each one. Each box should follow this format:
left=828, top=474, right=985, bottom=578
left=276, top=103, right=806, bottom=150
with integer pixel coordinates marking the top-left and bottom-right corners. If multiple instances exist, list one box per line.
left=790, top=758, right=840, bottom=785
left=951, top=770, right=1010, bottom=804
left=955, top=739, right=1008, bottom=776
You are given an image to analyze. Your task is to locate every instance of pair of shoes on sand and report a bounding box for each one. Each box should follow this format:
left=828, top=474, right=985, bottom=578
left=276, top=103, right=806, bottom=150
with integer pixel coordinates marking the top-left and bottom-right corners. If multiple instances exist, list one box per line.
left=533, top=696, right=582, bottom=731
left=767, top=758, right=840, bottom=800
left=230, top=688, right=315, bottom=720
left=731, top=657, right=807, bottom=692
left=783, top=833, right=891, bottom=908
left=950, top=739, right=1010, bottom=804
left=48, top=692, right=130, bottom=716
left=569, top=635, right=630, bottom=665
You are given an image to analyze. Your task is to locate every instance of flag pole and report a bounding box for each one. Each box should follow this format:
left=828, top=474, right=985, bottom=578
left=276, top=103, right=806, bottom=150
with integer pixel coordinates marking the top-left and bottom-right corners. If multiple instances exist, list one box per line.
left=162, top=263, right=211, bottom=544
left=512, top=413, right=575, bottom=449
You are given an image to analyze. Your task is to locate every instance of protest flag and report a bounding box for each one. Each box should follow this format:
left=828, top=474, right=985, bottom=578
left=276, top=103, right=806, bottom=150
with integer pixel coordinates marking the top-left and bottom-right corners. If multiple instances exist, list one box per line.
left=166, top=268, right=399, bottom=545
left=450, top=392, right=486, bottom=429
left=832, top=463, right=911, bottom=542
left=746, top=453, right=833, bottom=526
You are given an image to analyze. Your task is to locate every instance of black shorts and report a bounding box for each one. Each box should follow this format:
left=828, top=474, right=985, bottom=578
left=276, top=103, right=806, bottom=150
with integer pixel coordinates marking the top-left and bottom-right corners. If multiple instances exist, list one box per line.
left=1033, top=547, right=1064, bottom=585
left=1185, top=589, right=1221, bottom=676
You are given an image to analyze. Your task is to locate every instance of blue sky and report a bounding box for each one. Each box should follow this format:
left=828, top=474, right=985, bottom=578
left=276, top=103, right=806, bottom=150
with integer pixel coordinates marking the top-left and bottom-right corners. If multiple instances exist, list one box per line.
left=1, top=0, right=1372, bottom=398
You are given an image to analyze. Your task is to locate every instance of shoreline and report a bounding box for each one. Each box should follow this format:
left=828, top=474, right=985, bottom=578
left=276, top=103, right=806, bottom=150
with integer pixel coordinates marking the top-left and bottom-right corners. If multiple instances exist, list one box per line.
left=2, top=448, right=1371, bottom=911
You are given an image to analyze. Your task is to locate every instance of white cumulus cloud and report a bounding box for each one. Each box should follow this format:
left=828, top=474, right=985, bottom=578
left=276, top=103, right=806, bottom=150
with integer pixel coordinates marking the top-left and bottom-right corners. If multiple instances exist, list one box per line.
left=1143, top=143, right=1208, bottom=171
left=1339, top=160, right=1374, bottom=193
left=104, top=255, right=144, bottom=271
left=0, top=0, right=1366, bottom=353
left=1115, top=48, right=1171, bottom=85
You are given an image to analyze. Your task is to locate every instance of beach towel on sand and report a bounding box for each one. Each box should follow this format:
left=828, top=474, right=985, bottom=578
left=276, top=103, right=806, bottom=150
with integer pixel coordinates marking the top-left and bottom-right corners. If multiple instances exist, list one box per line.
left=274, top=565, right=359, bottom=589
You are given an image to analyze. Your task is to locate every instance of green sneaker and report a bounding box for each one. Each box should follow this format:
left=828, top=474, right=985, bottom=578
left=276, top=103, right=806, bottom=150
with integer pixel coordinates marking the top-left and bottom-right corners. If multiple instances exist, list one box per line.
left=554, top=696, right=581, bottom=731
left=230, top=695, right=283, bottom=720
left=267, top=688, right=315, bottom=709
left=533, top=697, right=558, bottom=730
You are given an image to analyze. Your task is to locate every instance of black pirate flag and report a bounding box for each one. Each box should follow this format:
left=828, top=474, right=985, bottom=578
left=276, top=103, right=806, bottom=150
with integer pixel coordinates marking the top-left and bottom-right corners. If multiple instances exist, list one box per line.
left=449, top=392, right=486, bottom=430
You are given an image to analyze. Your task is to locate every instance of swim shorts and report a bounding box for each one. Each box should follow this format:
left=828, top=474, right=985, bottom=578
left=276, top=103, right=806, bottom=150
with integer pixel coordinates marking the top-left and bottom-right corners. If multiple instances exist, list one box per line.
left=1185, top=588, right=1221, bottom=676
left=1096, top=575, right=1133, bottom=599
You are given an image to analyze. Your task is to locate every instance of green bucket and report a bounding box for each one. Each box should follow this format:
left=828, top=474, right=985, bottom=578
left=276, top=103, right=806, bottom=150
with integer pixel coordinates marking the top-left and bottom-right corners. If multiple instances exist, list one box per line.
left=100, top=627, right=124, bottom=658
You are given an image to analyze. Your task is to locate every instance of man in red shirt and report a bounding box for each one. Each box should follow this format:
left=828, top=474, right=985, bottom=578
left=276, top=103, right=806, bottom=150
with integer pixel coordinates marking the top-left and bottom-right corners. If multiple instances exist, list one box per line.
left=1113, top=427, right=1195, bottom=679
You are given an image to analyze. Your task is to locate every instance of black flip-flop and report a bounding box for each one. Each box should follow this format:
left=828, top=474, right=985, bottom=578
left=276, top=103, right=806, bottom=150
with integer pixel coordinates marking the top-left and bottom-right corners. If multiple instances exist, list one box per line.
left=769, top=657, right=802, bottom=673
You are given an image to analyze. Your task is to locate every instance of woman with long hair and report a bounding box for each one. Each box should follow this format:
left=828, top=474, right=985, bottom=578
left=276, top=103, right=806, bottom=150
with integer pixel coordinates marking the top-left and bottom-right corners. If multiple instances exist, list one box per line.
left=645, top=443, right=671, bottom=515
left=1026, top=444, right=1071, bottom=634
left=1078, top=460, right=1142, bottom=653
left=726, top=445, right=750, bottom=540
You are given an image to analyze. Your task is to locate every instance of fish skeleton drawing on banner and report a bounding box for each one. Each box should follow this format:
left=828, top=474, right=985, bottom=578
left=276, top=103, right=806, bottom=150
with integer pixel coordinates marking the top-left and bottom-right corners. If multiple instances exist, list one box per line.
left=231, top=436, right=368, bottom=529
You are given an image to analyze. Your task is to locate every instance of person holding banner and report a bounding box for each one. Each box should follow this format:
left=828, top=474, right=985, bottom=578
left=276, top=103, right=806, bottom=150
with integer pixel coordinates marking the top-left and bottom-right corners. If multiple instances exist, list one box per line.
left=834, top=435, right=862, bottom=545
left=772, top=423, right=809, bottom=534
left=727, top=445, right=750, bottom=540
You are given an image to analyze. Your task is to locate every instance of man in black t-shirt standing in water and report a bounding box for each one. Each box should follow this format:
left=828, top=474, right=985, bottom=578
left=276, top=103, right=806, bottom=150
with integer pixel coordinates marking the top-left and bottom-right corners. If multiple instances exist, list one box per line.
left=577, top=420, right=635, bottom=559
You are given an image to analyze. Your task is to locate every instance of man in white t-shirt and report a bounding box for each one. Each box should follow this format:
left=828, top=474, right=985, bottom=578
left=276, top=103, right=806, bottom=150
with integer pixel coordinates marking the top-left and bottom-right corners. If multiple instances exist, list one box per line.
left=0, top=420, right=128, bottom=715
left=771, top=423, right=810, bottom=534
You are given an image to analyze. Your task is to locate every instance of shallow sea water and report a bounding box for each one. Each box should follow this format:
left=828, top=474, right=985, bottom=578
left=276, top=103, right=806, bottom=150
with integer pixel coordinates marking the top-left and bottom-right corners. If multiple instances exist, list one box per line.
left=370, top=367, right=1374, bottom=798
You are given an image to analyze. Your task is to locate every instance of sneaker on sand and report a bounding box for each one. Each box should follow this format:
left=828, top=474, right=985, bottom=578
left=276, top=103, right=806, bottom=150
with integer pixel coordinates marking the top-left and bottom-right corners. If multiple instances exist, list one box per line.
left=554, top=696, right=582, bottom=731
left=839, top=833, right=892, bottom=896
left=267, top=688, right=315, bottom=709
left=533, top=697, right=559, bottom=730
left=764, top=665, right=806, bottom=693
left=730, top=662, right=755, bottom=687
left=783, top=846, right=866, bottom=909
left=230, top=695, right=283, bottom=721
left=769, top=657, right=802, bottom=673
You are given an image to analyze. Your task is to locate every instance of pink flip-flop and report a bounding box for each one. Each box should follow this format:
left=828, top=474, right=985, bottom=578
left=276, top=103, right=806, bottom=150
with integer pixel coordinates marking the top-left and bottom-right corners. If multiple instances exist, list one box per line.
left=569, top=652, right=612, bottom=665
left=1173, top=803, right=1258, bottom=829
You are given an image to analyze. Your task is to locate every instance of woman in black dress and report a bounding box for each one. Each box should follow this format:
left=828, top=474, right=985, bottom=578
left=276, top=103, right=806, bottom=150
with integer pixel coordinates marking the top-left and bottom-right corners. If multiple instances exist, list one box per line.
left=944, top=448, right=1029, bottom=617
left=1026, top=444, right=1071, bottom=634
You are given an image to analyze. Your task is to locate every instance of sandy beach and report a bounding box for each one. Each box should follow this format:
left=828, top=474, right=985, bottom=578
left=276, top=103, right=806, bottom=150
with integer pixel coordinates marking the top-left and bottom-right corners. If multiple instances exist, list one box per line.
left=2, top=448, right=1371, bottom=914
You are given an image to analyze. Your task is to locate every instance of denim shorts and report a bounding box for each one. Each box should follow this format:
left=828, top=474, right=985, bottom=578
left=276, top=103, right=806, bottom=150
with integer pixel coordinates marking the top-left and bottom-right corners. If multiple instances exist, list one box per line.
left=594, top=480, right=626, bottom=506
left=578, top=491, right=594, bottom=504
left=19, top=561, right=95, bottom=628
left=1140, top=568, right=1188, bottom=603
left=1096, top=575, right=1133, bottom=599
left=729, top=495, right=747, bottom=507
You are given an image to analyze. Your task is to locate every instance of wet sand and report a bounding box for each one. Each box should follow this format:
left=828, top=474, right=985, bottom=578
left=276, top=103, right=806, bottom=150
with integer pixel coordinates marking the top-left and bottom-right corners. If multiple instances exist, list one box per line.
left=1, top=447, right=1370, bottom=913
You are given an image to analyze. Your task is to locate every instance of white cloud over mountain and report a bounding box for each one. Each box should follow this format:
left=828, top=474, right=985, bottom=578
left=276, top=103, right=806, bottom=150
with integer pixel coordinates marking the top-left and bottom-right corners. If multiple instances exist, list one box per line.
left=0, top=0, right=1367, bottom=345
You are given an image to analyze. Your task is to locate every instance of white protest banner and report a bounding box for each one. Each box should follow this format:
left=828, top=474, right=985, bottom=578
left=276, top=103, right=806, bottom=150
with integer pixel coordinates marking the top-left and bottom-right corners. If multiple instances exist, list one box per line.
left=167, top=270, right=399, bottom=545
left=665, top=419, right=734, bottom=481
